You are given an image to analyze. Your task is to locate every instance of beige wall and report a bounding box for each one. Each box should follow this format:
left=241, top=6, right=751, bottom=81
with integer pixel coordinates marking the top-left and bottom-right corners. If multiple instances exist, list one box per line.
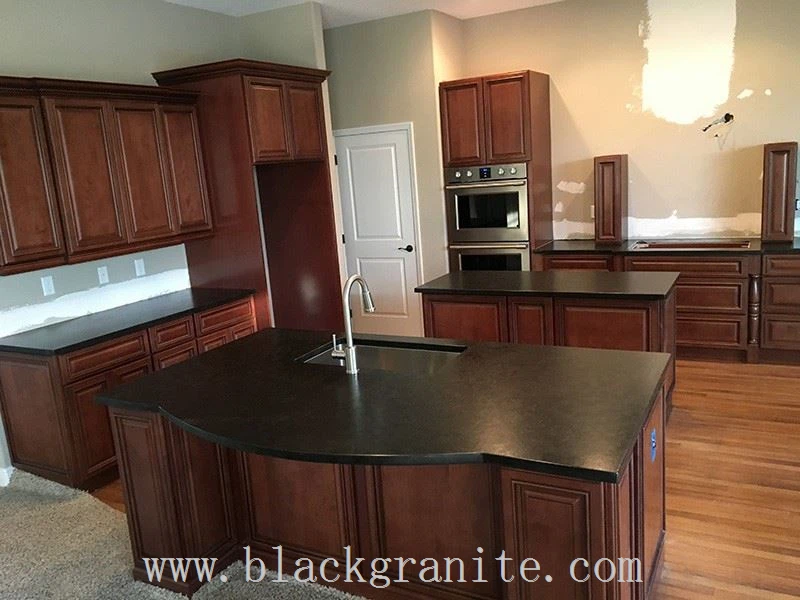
left=461, top=0, right=800, bottom=238
left=325, top=11, right=449, bottom=281
left=240, top=2, right=324, bottom=68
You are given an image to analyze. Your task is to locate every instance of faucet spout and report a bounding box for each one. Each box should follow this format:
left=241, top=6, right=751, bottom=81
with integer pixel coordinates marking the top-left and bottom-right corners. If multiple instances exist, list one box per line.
left=340, top=274, right=375, bottom=374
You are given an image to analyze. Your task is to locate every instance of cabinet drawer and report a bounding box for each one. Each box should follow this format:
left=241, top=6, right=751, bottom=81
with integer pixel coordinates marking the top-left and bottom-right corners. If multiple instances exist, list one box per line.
left=153, top=340, right=198, bottom=371
left=148, top=316, right=195, bottom=352
left=197, top=330, right=232, bottom=353
left=763, top=279, right=800, bottom=313
left=763, top=255, right=800, bottom=276
left=194, top=298, right=254, bottom=336
left=624, top=256, right=748, bottom=278
left=543, top=254, right=613, bottom=271
left=676, top=315, right=746, bottom=349
left=59, top=331, right=150, bottom=383
left=675, top=279, right=746, bottom=314
left=761, top=314, right=800, bottom=349
left=231, top=322, right=257, bottom=340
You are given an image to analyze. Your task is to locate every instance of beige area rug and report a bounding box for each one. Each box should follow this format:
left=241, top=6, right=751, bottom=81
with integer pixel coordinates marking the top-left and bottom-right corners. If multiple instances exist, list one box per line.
left=0, top=471, right=366, bottom=599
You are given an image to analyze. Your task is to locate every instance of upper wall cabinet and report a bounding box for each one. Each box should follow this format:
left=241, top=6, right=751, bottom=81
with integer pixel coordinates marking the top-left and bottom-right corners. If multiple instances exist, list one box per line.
left=244, top=76, right=326, bottom=164
left=0, top=91, right=65, bottom=273
left=0, top=76, right=213, bottom=274
left=440, top=71, right=548, bottom=167
left=761, top=141, right=798, bottom=243
left=43, top=97, right=129, bottom=256
left=440, top=78, right=485, bottom=166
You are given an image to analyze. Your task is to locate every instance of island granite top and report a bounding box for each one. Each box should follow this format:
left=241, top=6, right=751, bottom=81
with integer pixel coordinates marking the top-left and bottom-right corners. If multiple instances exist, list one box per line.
left=415, top=270, right=678, bottom=298
left=0, top=288, right=254, bottom=356
left=97, top=328, right=669, bottom=483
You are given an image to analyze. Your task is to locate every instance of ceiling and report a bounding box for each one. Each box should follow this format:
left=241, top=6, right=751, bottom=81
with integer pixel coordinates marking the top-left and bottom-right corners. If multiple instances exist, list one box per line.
left=164, top=0, right=565, bottom=28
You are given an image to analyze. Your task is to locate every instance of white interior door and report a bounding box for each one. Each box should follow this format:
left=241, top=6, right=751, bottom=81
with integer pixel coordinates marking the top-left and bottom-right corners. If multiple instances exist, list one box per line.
left=335, top=124, right=422, bottom=337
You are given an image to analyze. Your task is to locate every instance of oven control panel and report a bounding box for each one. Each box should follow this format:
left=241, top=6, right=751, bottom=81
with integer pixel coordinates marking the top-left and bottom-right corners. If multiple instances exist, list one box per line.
left=445, top=163, right=527, bottom=184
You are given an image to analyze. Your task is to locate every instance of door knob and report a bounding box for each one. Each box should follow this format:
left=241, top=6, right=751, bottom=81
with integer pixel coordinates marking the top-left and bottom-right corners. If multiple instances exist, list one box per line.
left=397, top=245, right=414, bottom=253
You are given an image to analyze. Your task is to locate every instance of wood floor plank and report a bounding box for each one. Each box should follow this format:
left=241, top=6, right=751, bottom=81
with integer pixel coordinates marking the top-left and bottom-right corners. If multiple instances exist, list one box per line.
left=652, top=360, right=800, bottom=599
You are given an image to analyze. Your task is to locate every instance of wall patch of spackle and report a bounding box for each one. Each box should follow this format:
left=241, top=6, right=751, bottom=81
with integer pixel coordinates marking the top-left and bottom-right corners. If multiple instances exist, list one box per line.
left=640, top=0, right=737, bottom=126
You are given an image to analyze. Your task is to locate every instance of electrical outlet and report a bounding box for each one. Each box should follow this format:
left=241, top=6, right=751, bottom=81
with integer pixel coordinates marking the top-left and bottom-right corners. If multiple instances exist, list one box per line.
left=590, top=204, right=596, bottom=219
left=40, top=275, right=55, bottom=297
left=97, top=266, right=109, bottom=285
left=134, top=258, right=146, bottom=277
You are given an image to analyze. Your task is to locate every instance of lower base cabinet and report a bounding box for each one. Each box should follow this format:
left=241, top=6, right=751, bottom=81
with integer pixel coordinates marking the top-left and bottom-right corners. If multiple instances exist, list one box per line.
left=0, top=294, right=256, bottom=490
left=111, top=391, right=668, bottom=600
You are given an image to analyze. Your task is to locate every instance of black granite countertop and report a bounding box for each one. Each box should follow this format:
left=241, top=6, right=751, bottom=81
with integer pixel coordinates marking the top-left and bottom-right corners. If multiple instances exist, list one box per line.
left=0, top=288, right=253, bottom=356
left=97, top=328, right=669, bottom=483
left=535, top=238, right=800, bottom=255
left=415, top=271, right=678, bottom=298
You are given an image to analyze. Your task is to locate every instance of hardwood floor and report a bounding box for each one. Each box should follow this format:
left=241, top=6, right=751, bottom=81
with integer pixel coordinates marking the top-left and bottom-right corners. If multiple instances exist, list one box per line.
left=90, top=359, right=800, bottom=598
left=653, top=360, right=800, bottom=599
left=92, top=478, right=125, bottom=512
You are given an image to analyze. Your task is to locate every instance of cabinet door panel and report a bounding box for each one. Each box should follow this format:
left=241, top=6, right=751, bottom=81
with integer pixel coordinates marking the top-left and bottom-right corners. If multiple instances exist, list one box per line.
left=761, top=314, right=800, bottom=349
left=244, top=77, right=291, bottom=163
left=160, top=105, right=213, bottom=234
left=423, top=294, right=508, bottom=342
left=112, top=102, right=176, bottom=242
left=676, top=314, right=746, bottom=349
left=43, top=97, right=127, bottom=255
left=675, top=278, right=746, bottom=314
left=763, top=279, right=800, bottom=313
left=286, top=83, right=325, bottom=160
left=440, top=79, right=485, bottom=166
left=0, top=96, right=65, bottom=267
left=594, top=154, right=628, bottom=244
left=197, top=330, right=231, bottom=353
left=373, top=465, right=499, bottom=598
left=509, top=297, right=554, bottom=345
left=641, top=392, right=665, bottom=587
left=65, top=375, right=115, bottom=479
left=557, top=301, right=654, bottom=351
left=153, top=340, right=198, bottom=371
left=761, top=142, right=798, bottom=242
left=243, top=455, right=356, bottom=559
left=484, top=73, right=530, bottom=163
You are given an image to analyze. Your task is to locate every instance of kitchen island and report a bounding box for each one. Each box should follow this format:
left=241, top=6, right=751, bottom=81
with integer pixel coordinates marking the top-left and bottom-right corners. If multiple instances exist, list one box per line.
left=416, top=270, right=678, bottom=404
left=98, top=328, right=669, bottom=599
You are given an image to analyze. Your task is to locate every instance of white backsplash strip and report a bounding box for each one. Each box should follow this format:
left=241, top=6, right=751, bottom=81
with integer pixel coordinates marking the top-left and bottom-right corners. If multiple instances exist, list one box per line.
left=554, top=212, right=763, bottom=240
left=0, top=268, right=190, bottom=339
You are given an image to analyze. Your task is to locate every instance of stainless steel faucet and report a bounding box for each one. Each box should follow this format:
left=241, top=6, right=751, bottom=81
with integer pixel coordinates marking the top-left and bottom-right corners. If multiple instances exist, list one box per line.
left=330, top=274, right=376, bottom=374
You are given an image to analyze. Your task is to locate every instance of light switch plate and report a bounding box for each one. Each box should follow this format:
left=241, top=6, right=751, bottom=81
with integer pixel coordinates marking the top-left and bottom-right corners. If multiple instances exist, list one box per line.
left=40, top=275, right=55, bottom=297
left=590, top=204, right=595, bottom=219
left=97, top=266, right=109, bottom=285
left=134, top=258, right=146, bottom=277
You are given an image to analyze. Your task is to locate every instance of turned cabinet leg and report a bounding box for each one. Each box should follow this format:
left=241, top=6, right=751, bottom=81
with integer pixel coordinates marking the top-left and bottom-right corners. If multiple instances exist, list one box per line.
left=747, top=274, right=761, bottom=363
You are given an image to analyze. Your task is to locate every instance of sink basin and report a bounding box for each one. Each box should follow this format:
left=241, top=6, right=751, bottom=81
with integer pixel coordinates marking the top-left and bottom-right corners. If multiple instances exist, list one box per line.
left=632, top=240, right=751, bottom=250
left=302, top=339, right=465, bottom=374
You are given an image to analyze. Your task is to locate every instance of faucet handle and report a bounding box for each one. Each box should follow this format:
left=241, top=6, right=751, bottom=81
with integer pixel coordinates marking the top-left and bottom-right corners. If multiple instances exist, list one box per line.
left=330, top=333, right=345, bottom=358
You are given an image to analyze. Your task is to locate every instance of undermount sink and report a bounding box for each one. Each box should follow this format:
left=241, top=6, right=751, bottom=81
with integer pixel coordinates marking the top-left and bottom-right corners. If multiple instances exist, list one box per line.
left=631, top=240, right=751, bottom=250
left=302, top=338, right=466, bottom=374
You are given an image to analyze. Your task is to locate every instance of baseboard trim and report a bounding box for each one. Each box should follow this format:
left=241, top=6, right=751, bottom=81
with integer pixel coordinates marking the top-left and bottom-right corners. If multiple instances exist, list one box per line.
left=0, top=466, right=14, bottom=487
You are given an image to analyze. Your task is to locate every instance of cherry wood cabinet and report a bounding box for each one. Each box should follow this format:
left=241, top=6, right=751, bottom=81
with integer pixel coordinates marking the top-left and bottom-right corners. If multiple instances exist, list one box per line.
left=154, top=60, right=340, bottom=331
left=439, top=78, right=485, bottom=166
left=160, top=104, right=213, bottom=234
left=484, top=73, right=530, bottom=163
left=761, top=142, right=798, bottom=243
left=108, top=387, right=668, bottom=599
left=761, top=255, right=800, bottom=353
left=43, top=96, right=129, bottom=257
left=543, top=254, right=614, bottom=271
left=0, top=76, right=213, bottom=274
left=0, top=92, right=65, bottom=273
left=422, top=294, right=509, bottom=342
left=0, top=294, right=255, bottom=490
left=111, top=101, right=176, bottom=242
left=508, top=297, right=554, bottom=345
left=594, top=154, right=628, bottom=244
left=440, top=71, right=549, bottom=167
left=244, top=76, right=326, bottom=164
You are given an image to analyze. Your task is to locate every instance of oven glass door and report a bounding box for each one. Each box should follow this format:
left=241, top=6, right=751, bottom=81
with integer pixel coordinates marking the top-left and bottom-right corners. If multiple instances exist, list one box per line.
left=449, top=245, right=530, bottom=272
left=447, top=182, right=529, bottom=243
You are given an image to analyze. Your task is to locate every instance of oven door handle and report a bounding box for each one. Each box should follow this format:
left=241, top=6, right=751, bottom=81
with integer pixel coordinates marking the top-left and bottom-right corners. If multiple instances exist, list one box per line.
left=445, top=180, right=527, bottom=190
left=449, top=244, right=529, bottom=250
